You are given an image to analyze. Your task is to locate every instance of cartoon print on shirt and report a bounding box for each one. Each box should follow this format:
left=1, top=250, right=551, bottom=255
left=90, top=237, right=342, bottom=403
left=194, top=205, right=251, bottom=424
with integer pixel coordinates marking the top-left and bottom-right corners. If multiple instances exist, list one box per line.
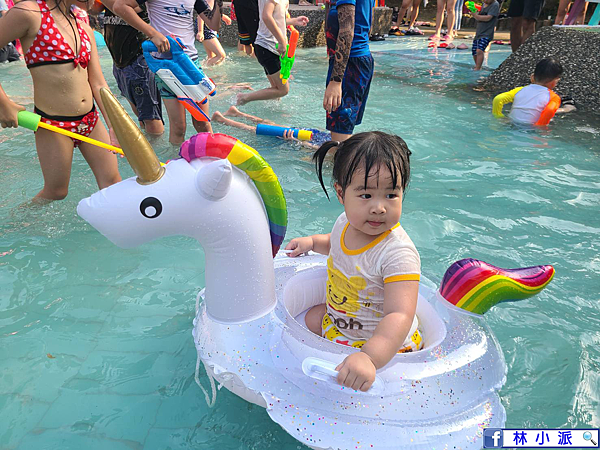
left=326, top=256, right=367, bottom=318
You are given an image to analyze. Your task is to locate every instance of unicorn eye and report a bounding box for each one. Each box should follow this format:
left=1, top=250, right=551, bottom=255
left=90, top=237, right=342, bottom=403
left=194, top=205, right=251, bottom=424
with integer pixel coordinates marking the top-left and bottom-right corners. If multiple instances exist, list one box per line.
left=140, top=197, right=162, bottom=219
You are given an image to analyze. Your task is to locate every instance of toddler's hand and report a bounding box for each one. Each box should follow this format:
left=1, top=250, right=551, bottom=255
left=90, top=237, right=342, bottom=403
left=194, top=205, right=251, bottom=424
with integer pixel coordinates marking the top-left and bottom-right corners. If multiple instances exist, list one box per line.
left=196, top=31, right=204, bottom=42
left=222, top=14, right=232, bottom=25
left=335, top=352, right=376, bottom=392
left=284, top=236, right=313, bottom=257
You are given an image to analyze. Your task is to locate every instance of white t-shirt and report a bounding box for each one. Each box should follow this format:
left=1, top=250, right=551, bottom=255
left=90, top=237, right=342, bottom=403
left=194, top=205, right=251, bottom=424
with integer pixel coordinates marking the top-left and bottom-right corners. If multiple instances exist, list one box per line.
left=140, top=0, right=210, bottom=60
left=254, top=0, right=288, bottom=55
left=325, top=213, right=421, bottom=341
left=509, top=84, right=551, bottom=125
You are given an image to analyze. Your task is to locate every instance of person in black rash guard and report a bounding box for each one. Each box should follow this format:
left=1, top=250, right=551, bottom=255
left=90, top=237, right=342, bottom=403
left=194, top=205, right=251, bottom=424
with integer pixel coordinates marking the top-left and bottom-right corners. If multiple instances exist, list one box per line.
left=233, top=0, right=259, bottom=56
left=113, top=0, right=223, bottom=144
left=91, top=0, right=164, bottom=136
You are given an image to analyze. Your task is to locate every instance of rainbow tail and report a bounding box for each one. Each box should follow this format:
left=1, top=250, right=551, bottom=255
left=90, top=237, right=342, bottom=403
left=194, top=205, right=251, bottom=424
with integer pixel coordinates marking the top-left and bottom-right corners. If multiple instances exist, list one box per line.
left=439, top=259, right=555, bottom=315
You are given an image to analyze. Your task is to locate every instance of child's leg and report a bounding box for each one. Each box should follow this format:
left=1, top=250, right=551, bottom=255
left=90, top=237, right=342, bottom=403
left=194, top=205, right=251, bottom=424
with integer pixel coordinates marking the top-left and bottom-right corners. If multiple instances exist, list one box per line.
left=396, top=0, right=412, bottom=27
left=474, top=48, right=485, bottom=70
left=203, top=37, right=226, bottom=66
left=33, top=129, right=76, bottom=202
left=78, top=121, right=121, bottom=189
left=211, top=111, right=258, bottom=132
left=236, top=72, right=289, bottom=105
left=163, top=98, right=187, bottom=145
left=224, top=105, right=278, bottom=125
left=192, top=100, right=212, bottom=134
left=305, top=304, right=327, bottom=335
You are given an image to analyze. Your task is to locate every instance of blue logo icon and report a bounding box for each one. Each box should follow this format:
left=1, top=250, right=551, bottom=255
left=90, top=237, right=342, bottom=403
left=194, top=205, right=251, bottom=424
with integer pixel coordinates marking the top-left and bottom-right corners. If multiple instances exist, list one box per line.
left=483, top=428, right=503, bottom=448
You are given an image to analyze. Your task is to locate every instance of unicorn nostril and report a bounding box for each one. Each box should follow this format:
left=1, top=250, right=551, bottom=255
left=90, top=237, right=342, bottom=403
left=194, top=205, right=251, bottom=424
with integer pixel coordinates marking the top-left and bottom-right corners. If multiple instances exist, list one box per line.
left=140, top=197, right=162, bottom=219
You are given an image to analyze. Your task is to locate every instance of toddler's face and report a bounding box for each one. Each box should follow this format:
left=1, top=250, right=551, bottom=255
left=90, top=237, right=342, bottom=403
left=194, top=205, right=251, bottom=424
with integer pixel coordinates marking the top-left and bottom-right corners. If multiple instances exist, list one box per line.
left=335, top=165, right=403, bottom=238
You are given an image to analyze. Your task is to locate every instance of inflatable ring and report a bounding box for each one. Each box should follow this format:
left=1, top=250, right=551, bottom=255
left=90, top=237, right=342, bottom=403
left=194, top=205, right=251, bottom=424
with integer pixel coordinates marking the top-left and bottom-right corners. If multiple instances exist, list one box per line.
left=78, top=90, right=555, bottom=449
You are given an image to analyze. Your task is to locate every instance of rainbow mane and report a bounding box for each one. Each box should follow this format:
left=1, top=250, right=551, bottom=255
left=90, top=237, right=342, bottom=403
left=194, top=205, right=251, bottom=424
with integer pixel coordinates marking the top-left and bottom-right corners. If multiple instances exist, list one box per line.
left=439, top=258, right=555, bottom=315
left=180, top=133, right=287, bottom=257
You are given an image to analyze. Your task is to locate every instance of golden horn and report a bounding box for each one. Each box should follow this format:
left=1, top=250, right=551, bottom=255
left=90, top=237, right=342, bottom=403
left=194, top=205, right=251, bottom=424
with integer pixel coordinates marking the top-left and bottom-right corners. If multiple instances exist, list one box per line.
left=100, top=88, right=164, bottom=185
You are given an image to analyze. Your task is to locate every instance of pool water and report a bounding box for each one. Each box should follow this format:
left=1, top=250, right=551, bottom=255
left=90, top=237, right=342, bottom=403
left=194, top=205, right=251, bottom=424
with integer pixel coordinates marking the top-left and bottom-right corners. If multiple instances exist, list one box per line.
left=1, top=36, right=599, bottom=449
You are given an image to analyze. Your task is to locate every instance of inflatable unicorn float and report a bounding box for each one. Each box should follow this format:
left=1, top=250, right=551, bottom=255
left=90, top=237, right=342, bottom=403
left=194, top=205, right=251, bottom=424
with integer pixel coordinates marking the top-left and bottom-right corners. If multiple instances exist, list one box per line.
left=78, top=89, right=555, bottom=450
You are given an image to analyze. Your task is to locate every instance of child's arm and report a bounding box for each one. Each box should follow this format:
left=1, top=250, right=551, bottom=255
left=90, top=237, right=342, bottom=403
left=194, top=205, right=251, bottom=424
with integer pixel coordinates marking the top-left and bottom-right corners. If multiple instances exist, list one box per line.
left=323, top=3, right=354, bottom=113
left=285, top=234, right=331, bottom=257
left=262, top=0, right=287, bottom=55
left=196, top=15, right=205, bottom=41
left=286, top=15, right=309, bottom=28
left=113, top=0, right=170, bottom=52
left=492, top=86, right=523, bottom=118
left=335, top=280, right=419, bottom=391
left=472, top=12, right=494, bottom=21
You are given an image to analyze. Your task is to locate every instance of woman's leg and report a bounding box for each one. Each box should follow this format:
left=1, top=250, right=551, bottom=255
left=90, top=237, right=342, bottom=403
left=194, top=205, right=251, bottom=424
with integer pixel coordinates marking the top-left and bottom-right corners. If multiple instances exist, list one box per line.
left=78, top=121, right=121, bottom=189
left=434, top=0, right=447, bottom=36
left=445, top=0, right=458, bottom=37
left=33, top=128, right=76, bottom=203
left=408, top=0, right=423, bottom=27
left=396, top=0, right=413, bottom=27
left=554, top=0, right=570, bottom=24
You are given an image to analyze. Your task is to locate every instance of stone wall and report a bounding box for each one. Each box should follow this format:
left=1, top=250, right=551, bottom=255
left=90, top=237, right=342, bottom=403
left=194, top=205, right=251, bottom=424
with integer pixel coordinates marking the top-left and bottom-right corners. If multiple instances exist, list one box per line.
left=219, top=3, right=392, bottom=47
left=483, top=26, right=600, bottom=112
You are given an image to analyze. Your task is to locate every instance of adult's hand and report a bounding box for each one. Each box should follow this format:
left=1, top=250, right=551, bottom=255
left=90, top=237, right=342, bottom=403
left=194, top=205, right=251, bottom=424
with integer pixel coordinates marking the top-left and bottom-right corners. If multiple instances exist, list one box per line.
left=323, top=80, right=342, bottom=114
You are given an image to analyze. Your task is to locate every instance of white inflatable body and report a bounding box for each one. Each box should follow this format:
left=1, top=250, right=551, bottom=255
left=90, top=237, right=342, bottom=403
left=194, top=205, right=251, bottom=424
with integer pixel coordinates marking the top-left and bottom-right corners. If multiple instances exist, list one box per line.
left=194, top=253, right=508, bottom=449
left=77, top=102, right=553, bottom=450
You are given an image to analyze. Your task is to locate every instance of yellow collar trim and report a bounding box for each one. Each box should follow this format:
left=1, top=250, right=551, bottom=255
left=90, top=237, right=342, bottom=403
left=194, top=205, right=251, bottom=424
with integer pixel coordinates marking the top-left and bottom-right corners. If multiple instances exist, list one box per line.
left=341, top=222, right=400, bottom=255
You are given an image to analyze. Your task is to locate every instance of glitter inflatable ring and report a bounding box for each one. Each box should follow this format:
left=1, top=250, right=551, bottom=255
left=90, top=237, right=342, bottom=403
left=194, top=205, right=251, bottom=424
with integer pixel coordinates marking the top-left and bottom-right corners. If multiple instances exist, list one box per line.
left=77, top=95, right=554, bottom=449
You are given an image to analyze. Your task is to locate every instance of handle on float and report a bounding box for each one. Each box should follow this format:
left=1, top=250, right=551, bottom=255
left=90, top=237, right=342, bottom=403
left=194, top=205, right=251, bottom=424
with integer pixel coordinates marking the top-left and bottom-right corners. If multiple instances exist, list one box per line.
left=256, top=123, right=313, bottom=141
left=301, top=357, right=385, bottom=396
left=277, top=26, right=299, bottom=85
left=17, top=110, right=125, bottom=156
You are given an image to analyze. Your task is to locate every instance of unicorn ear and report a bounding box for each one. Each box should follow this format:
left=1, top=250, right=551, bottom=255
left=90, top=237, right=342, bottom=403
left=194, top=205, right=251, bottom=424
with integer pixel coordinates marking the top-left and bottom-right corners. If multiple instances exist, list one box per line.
left=195, top=159, right=233, bottom=200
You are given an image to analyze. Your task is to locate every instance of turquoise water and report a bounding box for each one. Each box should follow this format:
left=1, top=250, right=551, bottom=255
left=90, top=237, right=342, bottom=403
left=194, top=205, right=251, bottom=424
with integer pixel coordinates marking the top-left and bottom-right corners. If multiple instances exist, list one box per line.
left=1, top=36, right=599, bottom=449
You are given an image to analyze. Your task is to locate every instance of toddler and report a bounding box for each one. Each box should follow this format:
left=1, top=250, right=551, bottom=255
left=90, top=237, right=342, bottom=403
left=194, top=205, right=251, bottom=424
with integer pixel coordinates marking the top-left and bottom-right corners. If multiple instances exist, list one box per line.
left=493, top=58, right=564, bottom=125
left=286, top=131, right=423, bottom=392
left=471, top=0, right=499, bottom=70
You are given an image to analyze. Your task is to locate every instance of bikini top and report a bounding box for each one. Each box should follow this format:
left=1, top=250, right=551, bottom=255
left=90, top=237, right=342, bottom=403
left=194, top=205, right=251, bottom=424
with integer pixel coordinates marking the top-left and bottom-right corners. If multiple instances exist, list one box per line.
left=25, top=0, right=91, bottom=69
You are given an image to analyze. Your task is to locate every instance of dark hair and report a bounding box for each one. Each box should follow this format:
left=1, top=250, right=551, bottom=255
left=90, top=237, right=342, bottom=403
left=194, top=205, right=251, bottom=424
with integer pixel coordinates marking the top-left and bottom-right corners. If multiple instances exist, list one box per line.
left=313, top=131, right=412, bottom=200
left=533, top=58, right=563, bottom=83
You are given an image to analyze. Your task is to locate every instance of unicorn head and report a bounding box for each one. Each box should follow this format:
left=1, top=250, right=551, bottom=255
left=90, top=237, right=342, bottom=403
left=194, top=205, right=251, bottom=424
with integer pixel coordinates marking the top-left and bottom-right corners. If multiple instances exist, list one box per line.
left=78, top=89, right=287, bottom=323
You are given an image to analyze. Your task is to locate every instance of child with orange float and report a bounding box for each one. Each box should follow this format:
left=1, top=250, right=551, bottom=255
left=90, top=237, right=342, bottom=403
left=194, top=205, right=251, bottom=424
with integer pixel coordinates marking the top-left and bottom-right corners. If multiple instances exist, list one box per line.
left=493, top=58, right=565, bottom=126
left=0, top=0, right=122, bottom=204
left=285, top=132, right=422, bottom=392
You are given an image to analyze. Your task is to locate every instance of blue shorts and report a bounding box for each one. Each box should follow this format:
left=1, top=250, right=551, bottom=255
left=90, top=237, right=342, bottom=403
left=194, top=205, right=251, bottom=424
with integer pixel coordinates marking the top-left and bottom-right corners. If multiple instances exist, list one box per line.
left=204, top=27, right=219, bottom=40
left=307, top=128, right=332, bottom=147
left=325, top=54, right=374, bottom=135
left=155, top=58, right=202, bottom=100
left=472, top=37, right=491, bottom=55
left=113, top=54, right=163, bottom=122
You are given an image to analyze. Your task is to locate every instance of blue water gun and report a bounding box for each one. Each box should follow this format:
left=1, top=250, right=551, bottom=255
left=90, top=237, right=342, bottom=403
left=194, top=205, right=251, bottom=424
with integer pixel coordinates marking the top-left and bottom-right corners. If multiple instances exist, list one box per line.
left=142, top=36, right=216, bottom=122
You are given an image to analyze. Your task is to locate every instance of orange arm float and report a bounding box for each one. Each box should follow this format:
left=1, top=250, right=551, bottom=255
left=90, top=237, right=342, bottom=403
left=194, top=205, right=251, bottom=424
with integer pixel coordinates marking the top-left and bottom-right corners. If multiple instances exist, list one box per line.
left=535, top=90, right=561, bottom=126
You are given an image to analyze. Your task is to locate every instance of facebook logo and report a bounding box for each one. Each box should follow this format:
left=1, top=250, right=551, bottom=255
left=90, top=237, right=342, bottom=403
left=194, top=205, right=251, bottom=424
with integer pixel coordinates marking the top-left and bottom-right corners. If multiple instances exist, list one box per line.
left=483, top=428, right=504, bottom=448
